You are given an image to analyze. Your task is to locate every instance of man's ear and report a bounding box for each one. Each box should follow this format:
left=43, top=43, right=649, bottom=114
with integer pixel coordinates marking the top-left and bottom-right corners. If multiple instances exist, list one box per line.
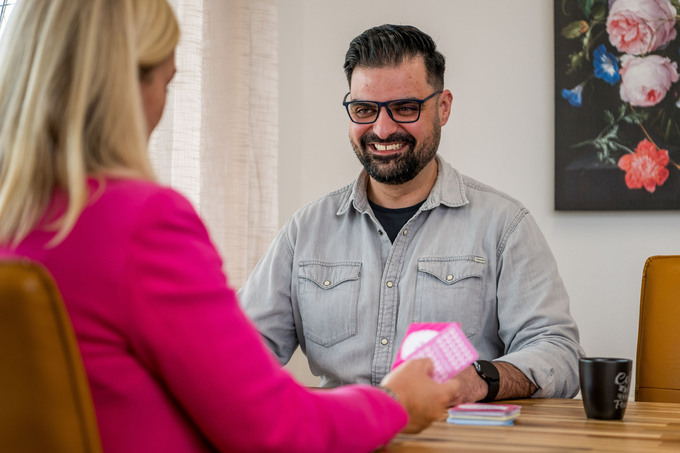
left=438, top=89, right=453, bottom=126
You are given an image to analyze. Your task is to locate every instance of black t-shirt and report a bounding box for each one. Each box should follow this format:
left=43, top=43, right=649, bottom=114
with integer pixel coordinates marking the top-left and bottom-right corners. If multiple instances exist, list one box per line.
left=368, top=199, right=425, bottom=242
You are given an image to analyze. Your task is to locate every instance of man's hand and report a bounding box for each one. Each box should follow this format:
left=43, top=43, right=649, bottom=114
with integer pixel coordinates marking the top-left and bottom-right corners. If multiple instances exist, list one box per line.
left=442, top=366, right=487, bottom=407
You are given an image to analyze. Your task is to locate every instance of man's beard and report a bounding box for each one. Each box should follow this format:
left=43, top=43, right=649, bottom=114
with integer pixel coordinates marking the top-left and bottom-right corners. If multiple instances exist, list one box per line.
left=351, top=125, right=441, bottom=185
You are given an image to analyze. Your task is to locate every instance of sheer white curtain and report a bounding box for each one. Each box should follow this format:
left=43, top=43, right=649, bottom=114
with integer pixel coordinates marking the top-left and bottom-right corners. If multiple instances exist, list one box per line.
left=149, top=0, right=279, bottom=289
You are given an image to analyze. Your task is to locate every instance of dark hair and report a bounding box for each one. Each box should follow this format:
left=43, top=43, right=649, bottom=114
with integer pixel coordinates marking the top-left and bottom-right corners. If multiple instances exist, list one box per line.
left=343, top=24, right=445, bottom=90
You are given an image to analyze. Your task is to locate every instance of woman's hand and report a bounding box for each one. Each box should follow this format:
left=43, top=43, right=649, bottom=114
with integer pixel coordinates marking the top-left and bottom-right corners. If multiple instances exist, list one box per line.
left=380, top=358, right=460, bottom=434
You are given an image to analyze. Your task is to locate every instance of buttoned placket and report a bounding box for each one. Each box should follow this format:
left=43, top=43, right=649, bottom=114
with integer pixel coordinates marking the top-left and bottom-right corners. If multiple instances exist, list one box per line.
left=370, top=209, right=426, bottom=385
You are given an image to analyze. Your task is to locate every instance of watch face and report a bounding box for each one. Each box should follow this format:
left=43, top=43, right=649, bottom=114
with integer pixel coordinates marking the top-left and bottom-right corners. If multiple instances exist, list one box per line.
left=476, top=360, right=500, bottom=382
left=474, top=360, right=501, bottom=402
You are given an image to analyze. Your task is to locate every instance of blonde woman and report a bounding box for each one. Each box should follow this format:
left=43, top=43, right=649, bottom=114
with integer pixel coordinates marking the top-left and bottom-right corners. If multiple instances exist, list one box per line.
left=0, top=1, right=457, bottom=452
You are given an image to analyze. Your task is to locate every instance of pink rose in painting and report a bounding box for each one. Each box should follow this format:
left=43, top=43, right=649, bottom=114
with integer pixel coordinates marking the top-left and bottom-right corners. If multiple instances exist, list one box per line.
left=606, top=0, right=677, bottom=55
left=619, top=54, right=679, bottom=106
left=618, top=139, right=669, bottom=193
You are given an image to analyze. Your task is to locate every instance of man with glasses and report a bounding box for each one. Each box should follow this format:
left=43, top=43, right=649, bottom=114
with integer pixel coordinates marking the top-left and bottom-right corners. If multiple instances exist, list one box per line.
left=240, top=24, right=584, bottom=404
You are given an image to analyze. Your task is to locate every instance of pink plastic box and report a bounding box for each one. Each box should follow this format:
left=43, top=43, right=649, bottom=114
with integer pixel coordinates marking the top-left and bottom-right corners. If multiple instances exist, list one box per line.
left=392, top=322, right=478, bottom=383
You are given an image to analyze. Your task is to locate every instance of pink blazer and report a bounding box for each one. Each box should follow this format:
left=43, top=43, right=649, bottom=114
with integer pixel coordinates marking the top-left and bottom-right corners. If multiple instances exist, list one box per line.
left=1, top=178, right=406, bottom=452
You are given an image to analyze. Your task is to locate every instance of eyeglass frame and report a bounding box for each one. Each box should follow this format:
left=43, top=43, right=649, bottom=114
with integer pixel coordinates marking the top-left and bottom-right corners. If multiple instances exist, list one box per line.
left=342, top=90, right=443, bottom=124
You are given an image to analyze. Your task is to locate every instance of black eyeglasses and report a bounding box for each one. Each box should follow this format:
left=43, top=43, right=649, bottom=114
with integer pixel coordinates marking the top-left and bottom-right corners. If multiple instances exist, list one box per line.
left=342, top=90, right=442, bottom=124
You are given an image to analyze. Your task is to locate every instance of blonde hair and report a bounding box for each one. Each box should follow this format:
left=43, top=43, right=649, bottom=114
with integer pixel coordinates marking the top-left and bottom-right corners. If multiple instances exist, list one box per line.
left=0, top=0, right=180, bottom=247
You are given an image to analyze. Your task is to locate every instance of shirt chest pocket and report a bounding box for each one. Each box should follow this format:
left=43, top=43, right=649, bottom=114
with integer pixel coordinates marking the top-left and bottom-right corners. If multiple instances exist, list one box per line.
left=414, top=257, right=485, bottom=338
left=297, top=261, right=361, bottom=347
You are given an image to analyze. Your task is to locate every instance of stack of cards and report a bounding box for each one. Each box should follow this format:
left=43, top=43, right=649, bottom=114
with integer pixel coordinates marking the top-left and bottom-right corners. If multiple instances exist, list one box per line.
left=447, top=403, right=521, bottom=426
left=392, top=322, right=478, bottom=383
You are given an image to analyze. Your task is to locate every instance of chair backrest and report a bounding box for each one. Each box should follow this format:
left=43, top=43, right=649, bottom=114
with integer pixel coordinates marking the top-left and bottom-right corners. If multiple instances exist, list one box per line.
left=0, top=259, right=102, bottom=453
left=635, top=255, right=680, bottom=403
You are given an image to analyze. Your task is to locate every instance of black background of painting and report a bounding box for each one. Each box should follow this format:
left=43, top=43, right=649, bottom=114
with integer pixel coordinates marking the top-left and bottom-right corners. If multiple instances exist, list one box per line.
left=554, top=0, right=680, bottom=210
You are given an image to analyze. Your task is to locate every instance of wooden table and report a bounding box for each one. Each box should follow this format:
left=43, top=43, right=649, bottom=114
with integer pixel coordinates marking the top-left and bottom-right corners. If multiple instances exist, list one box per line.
left=386, top=398, right=680, bottom=452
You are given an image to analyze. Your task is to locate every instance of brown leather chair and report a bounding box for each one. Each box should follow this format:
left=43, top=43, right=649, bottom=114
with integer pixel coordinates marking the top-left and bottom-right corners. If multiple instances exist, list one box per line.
left=635, top=255, right=680, bottom=403
left=0, top=259, right=102, bottom=453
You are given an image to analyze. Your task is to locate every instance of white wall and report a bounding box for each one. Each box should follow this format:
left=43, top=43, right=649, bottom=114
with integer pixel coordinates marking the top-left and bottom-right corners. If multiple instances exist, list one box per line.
left=278, top=0, right=679, bottom=389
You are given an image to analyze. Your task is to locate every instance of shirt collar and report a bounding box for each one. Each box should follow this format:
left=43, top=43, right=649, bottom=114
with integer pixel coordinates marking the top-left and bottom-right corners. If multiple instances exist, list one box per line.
left=338, top=154, right=469, bottom=216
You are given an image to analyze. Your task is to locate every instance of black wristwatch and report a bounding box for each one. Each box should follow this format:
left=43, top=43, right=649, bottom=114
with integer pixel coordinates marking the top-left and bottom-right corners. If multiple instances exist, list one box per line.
left=474, top=360, right=500, bottom=402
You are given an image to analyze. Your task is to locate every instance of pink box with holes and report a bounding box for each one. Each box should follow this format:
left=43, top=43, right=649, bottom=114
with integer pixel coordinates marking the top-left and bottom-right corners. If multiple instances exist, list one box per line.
left=392, top=322, right=478, bottom=383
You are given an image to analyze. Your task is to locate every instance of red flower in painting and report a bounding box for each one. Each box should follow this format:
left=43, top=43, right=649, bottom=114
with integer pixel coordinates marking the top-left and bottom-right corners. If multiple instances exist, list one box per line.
left=617, top=139, right=669, bottom=193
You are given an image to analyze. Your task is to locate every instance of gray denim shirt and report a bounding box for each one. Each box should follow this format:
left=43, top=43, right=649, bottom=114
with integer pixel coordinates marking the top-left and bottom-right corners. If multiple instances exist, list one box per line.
left=239, top=155, right=584, bottom=398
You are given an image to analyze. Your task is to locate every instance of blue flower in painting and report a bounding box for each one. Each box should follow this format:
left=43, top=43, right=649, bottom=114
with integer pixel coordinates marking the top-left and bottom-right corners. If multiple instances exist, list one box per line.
left=593, top=44, right=620, bottom=85
left=561, top=84, right=583, bottom=107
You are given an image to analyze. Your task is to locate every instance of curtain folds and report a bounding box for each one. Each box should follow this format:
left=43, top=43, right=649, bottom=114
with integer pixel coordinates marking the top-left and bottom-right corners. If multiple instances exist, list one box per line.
left=149, top=0, right=279, bottom=288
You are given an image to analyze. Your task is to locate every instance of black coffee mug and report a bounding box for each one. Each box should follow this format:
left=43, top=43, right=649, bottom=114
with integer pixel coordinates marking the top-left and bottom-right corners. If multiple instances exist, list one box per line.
left=579, top=357, right=632, bottom=420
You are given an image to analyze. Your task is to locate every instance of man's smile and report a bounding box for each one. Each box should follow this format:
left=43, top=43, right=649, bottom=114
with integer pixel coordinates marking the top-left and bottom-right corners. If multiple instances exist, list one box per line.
left=370, top=142, right=408, bottom=155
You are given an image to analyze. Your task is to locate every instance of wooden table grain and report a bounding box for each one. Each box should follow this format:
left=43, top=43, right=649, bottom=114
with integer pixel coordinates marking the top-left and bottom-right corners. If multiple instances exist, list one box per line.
left=385, top=398, right=680, bottom=452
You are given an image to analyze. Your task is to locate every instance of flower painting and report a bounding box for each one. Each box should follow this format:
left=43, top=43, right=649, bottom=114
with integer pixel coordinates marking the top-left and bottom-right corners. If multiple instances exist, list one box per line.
left=554, top=0, right=680, bottom=210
